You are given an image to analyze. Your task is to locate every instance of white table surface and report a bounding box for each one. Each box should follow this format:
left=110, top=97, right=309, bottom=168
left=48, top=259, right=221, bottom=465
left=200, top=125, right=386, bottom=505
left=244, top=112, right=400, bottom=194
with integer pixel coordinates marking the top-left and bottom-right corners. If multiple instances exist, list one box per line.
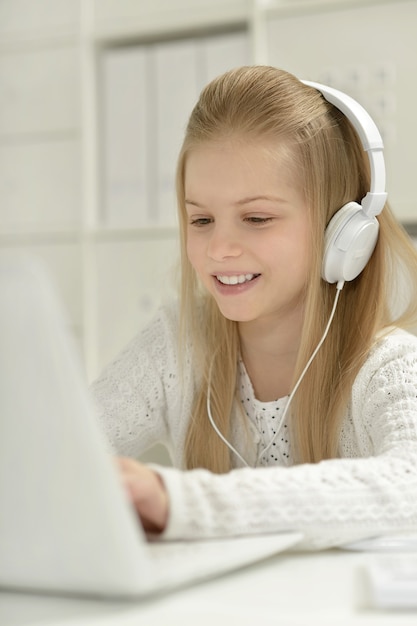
left=1, top=548, right=416, bottom=626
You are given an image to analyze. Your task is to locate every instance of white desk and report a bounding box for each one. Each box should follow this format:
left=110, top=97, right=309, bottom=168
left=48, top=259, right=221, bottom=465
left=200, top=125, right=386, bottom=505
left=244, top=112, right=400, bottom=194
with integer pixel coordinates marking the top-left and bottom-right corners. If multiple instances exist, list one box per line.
left=1, top=549, right=416, bottom=626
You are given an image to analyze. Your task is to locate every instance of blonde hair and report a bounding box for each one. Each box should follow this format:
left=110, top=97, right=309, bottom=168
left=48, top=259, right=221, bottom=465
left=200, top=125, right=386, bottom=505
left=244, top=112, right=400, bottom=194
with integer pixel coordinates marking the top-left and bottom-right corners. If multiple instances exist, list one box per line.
left=175, top=66, right=417, bottom=472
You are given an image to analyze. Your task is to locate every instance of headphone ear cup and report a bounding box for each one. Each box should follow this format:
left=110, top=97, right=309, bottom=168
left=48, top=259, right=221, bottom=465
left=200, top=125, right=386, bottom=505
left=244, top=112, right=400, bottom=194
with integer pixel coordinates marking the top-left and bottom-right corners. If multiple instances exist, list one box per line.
left=322, top=202, right=379, bottom=284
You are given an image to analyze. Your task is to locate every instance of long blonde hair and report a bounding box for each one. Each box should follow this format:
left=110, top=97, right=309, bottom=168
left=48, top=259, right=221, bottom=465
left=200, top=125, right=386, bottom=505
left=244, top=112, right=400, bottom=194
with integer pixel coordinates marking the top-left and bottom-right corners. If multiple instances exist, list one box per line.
left=175, top=66, right=417, bottom=472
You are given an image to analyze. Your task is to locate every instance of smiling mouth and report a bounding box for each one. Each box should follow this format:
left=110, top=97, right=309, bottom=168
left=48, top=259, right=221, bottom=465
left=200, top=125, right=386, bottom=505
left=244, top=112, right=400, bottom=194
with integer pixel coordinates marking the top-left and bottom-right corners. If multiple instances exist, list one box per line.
left=215, top=273, right=260, bottom=285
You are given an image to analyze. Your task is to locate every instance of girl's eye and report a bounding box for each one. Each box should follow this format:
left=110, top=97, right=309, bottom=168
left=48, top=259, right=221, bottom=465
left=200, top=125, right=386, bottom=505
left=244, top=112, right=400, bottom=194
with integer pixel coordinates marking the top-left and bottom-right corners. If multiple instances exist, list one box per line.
left=245, top=216, right=273, bottom=224
left=189, top=217, right=212, bottom=226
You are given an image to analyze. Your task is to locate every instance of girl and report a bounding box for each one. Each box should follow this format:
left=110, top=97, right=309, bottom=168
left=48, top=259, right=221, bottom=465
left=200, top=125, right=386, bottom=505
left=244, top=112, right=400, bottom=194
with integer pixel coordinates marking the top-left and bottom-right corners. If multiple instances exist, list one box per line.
left=92, top=66, right=417, bottom=548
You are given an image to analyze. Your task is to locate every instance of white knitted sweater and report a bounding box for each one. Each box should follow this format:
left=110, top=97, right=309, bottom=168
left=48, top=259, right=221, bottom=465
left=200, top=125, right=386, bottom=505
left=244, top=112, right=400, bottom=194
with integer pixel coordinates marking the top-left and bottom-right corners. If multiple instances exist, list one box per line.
left=91, top=303, right=417, bottom=549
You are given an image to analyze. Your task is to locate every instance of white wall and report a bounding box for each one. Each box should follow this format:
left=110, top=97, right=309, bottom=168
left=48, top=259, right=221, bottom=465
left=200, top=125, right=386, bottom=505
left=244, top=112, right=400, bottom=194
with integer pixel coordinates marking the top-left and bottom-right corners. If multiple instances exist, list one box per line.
left=264, top=0, right=417, bottom=223
left=0, top=1, right=84, bottom=342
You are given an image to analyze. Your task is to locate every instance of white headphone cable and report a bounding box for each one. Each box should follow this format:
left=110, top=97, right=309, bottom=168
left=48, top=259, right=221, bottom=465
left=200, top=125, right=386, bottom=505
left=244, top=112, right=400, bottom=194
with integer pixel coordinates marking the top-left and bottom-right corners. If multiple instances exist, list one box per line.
left=206, top=369, right=250, bottom=468
left=207, top=279, right=345, bottom=468
left=258, top=279, right=344, bottom=464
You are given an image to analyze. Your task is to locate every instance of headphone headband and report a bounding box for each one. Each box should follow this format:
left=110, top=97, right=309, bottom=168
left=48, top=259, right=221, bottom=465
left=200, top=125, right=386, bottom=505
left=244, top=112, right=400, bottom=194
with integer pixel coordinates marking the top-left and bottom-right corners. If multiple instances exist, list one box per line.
left=302, top=80, right=387, bottom=218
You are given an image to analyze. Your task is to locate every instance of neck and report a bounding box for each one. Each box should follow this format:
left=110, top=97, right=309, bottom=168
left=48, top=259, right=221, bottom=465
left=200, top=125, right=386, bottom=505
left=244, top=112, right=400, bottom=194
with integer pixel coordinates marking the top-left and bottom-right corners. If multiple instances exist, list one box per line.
left=238, top=310, right=303, bottom=401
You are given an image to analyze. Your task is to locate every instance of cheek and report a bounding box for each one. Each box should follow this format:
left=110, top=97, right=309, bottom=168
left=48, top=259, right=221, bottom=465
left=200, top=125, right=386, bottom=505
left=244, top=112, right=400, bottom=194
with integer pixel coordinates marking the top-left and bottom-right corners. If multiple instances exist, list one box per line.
left=186, top=236, right=201, bottom=270
left=279, top=225, right=312, bottom=278
left=296, top=229, right=313, bottom=279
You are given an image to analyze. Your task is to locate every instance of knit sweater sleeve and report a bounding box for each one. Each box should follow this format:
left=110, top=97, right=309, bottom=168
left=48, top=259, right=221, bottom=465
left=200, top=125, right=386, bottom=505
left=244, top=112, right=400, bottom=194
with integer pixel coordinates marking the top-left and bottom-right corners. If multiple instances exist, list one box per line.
left=90, top=303, right=189, bottom=462
left=155, top=331, right=417, bottom=549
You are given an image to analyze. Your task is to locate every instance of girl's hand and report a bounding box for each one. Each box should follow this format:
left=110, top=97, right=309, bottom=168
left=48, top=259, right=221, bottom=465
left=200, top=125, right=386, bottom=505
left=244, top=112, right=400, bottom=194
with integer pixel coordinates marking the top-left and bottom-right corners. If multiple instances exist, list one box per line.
left=115, top=457, right=169, bottom=534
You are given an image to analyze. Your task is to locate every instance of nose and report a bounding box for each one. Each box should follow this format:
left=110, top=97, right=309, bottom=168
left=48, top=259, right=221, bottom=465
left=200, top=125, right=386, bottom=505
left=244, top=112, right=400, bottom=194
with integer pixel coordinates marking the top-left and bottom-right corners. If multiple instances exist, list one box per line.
left=207, top=224, right=243, bottom=261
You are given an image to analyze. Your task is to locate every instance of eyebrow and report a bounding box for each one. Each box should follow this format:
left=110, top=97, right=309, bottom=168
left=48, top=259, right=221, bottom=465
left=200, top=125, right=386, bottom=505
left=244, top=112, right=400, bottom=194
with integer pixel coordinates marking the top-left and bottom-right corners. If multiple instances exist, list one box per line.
left=185, top=199, right=204, bottom=208
left=185, top=195, right=287, bottom=208
left=236, top=195, right=287, bottom=206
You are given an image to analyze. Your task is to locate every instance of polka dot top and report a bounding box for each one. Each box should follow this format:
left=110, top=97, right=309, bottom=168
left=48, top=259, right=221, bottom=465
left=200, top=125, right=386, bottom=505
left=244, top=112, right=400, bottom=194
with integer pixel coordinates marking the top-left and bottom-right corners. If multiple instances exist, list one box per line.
left=238, top=359, right=291, bottom=467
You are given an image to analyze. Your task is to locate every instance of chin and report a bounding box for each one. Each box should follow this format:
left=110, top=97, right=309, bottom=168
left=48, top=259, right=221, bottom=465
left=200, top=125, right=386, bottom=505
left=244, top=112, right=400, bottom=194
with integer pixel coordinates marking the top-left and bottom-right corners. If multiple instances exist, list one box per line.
left=216, top=306, right=256, bottom=323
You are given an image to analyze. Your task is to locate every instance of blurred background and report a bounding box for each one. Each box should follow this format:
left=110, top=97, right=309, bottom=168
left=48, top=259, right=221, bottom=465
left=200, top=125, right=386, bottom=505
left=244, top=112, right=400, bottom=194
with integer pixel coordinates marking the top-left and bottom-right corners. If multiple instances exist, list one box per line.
left=0, top=0, right=416, bottom=385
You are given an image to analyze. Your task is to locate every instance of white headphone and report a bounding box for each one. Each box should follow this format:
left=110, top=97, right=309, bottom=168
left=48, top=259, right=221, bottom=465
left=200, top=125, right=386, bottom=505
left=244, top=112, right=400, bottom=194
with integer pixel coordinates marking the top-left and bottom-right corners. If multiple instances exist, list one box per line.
left=302, top=81, right=387, bottom=284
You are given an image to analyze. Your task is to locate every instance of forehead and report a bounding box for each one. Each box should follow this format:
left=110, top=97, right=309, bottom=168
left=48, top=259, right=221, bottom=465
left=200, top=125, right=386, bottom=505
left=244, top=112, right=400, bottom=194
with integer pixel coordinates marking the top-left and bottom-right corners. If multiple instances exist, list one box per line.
left=184, top=138, right=300, bottom=195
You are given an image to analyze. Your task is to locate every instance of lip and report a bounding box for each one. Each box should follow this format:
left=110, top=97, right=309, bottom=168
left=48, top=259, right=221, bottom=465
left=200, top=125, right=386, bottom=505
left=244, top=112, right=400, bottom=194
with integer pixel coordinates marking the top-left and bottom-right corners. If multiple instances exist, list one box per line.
left=211, top=273, right=261, bottom=295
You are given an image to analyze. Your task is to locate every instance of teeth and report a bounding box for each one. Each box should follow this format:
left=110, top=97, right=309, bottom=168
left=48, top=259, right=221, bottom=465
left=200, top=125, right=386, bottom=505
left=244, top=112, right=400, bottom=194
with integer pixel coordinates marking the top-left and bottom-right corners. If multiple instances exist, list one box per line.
left=216, top=274, right=257, bottom=285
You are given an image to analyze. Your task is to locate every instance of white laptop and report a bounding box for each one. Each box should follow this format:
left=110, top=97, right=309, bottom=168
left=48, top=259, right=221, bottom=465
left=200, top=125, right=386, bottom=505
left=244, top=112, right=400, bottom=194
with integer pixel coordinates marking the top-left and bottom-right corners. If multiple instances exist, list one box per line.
left=0, top=254, right=302, bottom=599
